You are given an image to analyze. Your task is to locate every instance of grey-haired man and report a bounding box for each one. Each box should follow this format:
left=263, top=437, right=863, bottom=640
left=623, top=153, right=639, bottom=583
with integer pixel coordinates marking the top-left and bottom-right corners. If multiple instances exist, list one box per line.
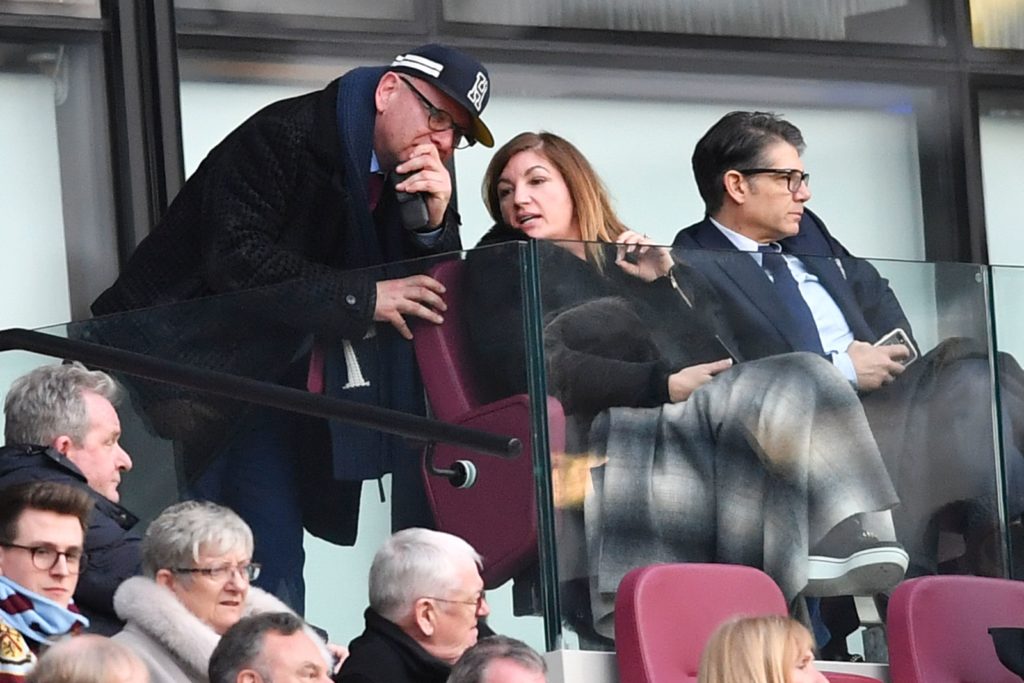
left=0, top=363, right=140, bottom=635
left=339, top=529, right=490, bottom=683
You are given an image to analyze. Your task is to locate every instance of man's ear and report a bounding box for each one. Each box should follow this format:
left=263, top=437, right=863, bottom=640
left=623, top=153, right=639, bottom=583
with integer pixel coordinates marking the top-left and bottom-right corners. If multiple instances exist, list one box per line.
left=413, top=598, right=436, bottom=637
left=238, top=670, right=262, bottom=683
left=52, top=435, right=74, bottom=456
left=375, top=72, right=401, bottom=114
left=722, top=170, right=749, bottom=205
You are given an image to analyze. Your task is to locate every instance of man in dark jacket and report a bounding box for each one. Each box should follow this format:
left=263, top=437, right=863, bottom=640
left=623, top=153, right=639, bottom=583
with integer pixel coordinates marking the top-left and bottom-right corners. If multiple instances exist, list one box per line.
left=0, top=364, right=139, bottom=637
left=338, top=529, right=489, bottom=683
left=89, top=44, right=494, bottom=614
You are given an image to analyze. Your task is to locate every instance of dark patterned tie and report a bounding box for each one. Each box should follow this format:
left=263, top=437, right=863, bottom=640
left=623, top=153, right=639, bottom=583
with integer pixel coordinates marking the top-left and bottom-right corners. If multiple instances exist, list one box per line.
left=758, top=245, right=825, bottom=354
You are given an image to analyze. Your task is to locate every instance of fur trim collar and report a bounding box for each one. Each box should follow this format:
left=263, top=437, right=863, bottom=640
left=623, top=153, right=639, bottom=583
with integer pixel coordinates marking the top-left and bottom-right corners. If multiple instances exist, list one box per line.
left=113, top=576, right=306, bottom=677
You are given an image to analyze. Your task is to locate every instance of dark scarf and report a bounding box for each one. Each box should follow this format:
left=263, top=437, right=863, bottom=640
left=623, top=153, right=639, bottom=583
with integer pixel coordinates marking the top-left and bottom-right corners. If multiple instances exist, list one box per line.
left=324, top=66, right=426, bottom=482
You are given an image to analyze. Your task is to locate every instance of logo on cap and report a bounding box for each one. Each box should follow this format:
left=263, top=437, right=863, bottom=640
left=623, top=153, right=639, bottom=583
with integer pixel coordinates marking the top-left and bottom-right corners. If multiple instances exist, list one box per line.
left=391, top=53, right=444, bottom=78
left=467, top=72, right=488, bottom=113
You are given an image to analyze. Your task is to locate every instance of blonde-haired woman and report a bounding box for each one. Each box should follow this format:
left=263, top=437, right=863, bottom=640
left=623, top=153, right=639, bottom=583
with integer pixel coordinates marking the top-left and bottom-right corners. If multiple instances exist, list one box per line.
left=698, top=615, right=827, bottom=683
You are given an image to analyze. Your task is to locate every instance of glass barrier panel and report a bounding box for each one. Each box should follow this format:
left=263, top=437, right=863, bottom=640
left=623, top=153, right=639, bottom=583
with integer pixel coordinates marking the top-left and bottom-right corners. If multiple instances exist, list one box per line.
left=3, top=243, right=546, bottom=652
left=989, top=264, right=1024, bottom=581
left=531, top=239, right=1003, bottom=663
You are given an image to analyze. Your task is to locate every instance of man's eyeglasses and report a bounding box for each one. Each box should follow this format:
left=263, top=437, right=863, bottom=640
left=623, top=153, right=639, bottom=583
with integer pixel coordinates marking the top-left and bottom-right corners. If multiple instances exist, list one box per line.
left=738, top=168, right=810, bottom=194
left=172, top=562, right=262, bottom=582
left=399, top=76, right=474, bottom=150
left=423, top=591, right=486, bottom=610
left=1, top=543, right=87, bottom=573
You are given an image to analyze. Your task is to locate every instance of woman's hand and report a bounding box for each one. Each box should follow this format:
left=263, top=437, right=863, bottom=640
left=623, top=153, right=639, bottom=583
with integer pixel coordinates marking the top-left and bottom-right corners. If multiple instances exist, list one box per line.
left=667, top=358, right=733, bottom=403
left=614, top=230, right=674, bottom=282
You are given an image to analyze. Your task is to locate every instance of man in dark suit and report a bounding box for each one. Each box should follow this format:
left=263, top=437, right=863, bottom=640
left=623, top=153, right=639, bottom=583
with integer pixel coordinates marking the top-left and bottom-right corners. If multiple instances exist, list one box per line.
left=673, top=112, right=910, bottom=388
left=674, top=110, right=1021, bottom=656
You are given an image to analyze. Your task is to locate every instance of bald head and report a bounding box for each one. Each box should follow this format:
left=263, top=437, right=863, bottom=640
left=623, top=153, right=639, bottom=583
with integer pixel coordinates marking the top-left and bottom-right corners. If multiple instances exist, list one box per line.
left=27, top=635, right=148, bottom=683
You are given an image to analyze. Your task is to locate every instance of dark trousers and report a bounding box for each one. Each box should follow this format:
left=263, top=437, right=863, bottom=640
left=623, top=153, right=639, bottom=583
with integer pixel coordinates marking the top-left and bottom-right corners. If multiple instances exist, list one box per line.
left=194, top=405, right=307, bottom=613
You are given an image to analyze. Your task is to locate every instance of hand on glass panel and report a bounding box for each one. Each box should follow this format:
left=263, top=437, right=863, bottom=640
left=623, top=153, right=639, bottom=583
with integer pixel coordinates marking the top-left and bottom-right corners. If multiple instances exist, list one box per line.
left=374, top=275, right=447, bottom=340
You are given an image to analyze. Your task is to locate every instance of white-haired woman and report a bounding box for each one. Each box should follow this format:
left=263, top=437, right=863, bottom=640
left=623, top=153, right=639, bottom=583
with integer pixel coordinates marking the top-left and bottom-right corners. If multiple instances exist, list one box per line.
left=112, top=501, right=335, bottom=683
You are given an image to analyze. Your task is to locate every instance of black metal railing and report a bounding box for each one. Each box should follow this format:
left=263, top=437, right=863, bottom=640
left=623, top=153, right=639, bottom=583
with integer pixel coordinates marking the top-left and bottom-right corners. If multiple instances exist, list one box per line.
left=0, top=328, right=521, bottom=459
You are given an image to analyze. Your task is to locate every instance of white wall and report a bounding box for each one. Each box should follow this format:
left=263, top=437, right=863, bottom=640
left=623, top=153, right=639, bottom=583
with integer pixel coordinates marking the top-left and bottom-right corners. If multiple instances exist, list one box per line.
left=455, top=97, right=925, bottom=263
left=0, top=73, right=72, bottom=331
left=0, top=73, right=77, bottom=438
left=980, top=112, right=1024, bottom=363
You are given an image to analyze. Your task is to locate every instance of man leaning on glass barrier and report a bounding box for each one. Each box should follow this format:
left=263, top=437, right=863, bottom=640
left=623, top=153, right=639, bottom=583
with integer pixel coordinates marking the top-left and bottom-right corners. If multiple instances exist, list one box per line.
left=0, top=481, right=93, bottom=682
left=0, top=363, right=140, bottom=636
left=89, top=44, right=495, bottom=614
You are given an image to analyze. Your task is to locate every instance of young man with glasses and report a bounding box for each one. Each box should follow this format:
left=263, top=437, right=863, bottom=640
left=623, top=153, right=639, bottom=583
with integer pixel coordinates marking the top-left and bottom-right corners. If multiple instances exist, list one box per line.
left=90, top=44, right=494, bottom=615
left=338, top=528, right=489, bottom=683
left=0, top=481, right=93, bottom=682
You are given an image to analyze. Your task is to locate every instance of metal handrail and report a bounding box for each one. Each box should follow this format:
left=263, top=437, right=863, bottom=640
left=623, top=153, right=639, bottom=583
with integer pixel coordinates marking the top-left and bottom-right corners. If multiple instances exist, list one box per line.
left=0, top=328, right=521, bottom=459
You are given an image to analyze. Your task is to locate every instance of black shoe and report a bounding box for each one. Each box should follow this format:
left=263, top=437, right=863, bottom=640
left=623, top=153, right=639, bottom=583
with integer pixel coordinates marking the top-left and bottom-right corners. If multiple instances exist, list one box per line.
left=807, top=519, right=909, bottom=597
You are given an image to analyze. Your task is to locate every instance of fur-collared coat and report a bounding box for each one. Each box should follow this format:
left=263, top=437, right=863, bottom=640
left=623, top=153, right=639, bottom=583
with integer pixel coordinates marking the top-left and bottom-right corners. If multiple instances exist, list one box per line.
left=112, top=576, right=329, bottom=683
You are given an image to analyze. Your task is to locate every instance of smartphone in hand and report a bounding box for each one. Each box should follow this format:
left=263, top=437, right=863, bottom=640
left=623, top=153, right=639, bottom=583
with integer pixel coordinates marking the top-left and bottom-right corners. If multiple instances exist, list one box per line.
left=873, top=327, right=918, bottom=367
left=390, top=171, right=430, bottom=231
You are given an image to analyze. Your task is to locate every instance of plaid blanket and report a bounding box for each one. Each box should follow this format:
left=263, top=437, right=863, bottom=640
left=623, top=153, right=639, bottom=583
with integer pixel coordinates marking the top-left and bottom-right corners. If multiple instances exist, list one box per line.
left=583, top=352, right=898, bottom=635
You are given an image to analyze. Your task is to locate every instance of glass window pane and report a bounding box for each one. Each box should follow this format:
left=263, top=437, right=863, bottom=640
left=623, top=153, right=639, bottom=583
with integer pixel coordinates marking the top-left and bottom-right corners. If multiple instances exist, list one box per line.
left=0, top=0, right=99, bottom=19
left=0, top=40, right=117, bottom=324
left=979, top=91, right=1024, bottom=266
left=971, top=0, right=1024, bottom=49
left=444, top=0, right=940, bottom=45
left=174, top=0, right=414, bottom=22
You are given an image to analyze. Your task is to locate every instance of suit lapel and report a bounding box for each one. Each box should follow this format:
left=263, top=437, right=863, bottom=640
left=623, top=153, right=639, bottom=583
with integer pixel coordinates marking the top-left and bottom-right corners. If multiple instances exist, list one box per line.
left=683, top=220, right=814, bottom=351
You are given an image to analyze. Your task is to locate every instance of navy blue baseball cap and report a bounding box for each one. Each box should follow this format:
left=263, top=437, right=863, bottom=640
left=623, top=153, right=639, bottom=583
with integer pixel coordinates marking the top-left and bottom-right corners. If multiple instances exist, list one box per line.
left=389, top=44, right=494, bottom=148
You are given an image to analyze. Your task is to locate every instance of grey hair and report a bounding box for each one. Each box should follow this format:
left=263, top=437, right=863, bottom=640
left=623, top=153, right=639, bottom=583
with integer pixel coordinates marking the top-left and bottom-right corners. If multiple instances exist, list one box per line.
left=209, top=612, right=305, bottom=683
left=4, top=362, right=121, bottom=447
left=448, top=636, right=547, bottom=683
left=142, top=500, right=253, bottom=578
left=369, top=528, right=482, bottom=622
left=27, top=634, right=147, bottom=683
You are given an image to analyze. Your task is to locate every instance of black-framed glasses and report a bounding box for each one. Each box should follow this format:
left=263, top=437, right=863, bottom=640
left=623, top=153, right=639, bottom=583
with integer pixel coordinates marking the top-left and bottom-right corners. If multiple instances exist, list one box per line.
left=423, top=591, right=487, bottom=610
left=172, top=562, right=261, bottom=582
left=738, top=167, right=810, bottom=193
left=1, top=543, right=87, bottom=573
left=398, top=76, right=474, bottom=150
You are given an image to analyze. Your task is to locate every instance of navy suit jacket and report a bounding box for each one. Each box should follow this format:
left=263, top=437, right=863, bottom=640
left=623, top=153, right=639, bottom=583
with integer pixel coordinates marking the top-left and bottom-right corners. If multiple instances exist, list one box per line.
left=672, top=209, right=913, bottom=362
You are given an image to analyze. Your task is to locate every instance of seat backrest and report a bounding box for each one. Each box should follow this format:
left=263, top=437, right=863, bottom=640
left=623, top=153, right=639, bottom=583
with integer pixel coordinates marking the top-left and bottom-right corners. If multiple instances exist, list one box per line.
left=413, top=258, right=484, bottom=420
left=412, top=257, right=566, bottom=586
left=888, top=575, right=1024, bottom=683
left=615, top=563, right=788, bottom=683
